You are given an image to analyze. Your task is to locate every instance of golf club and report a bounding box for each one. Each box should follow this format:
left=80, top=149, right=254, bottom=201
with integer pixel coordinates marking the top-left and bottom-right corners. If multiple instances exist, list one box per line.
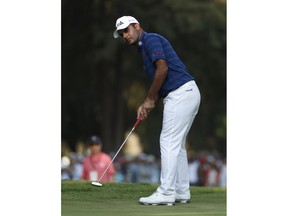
left=91, top=116, right=142, bottom=187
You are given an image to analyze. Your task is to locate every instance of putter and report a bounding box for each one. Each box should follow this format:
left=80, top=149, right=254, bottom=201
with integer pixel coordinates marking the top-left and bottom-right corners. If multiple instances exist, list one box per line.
left=91, top=116, right=142, bottom=187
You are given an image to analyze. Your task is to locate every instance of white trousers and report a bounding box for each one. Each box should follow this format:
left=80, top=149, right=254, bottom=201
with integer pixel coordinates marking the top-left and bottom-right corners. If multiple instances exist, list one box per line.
left=157, top=80, right=201, bottom=196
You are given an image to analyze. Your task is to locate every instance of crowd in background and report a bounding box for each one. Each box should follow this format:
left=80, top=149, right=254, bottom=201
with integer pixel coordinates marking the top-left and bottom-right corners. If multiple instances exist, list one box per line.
left=61, top=148, right=226, bottom=187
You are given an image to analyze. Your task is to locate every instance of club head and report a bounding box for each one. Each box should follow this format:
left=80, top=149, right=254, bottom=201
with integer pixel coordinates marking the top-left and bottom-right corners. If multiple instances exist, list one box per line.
left=91, top=181, right=103, bottom=187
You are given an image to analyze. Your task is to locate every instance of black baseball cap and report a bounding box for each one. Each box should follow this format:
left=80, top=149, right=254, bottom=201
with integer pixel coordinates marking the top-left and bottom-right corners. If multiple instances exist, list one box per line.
left=89, top=135, right=102, bottom=145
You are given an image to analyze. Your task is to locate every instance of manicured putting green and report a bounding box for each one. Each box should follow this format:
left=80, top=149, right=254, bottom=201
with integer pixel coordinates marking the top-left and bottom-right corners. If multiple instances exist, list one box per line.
left=62, top=181, right=226, bottom=216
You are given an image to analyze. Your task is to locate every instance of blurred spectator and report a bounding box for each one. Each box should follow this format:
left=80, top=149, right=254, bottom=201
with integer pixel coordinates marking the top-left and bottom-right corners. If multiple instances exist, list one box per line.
left=61, top=155, right=72, bottom=180
left=188, top=156, right=200, bottom=186
left=69, top=152, right=83, bottom=180
left=206, top=155, right=219, bottom=187
left=147, top=155, right=160, bottom=184
left=136, top=154, right=151, bottom=183
left=113, top=154, right=128, bottom=182
left=125, top=153, right=160, bottom=184
left=81, top=135, right=115, bottom=182
left=219, top=158, right=226, bottom=187
left=138, top=154, right=160, bottom=184
left=198, top=155, right=210, bottom=186
left=126, top=154, right=141, bottom=183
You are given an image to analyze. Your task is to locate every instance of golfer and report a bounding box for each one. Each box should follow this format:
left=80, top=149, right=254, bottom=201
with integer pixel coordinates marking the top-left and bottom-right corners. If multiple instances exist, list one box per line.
left=113, top=16, right=201, bottom=205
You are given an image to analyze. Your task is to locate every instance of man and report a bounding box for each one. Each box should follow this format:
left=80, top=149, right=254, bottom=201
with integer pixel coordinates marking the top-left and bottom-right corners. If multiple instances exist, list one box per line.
left=113, top=16, right=201, bottom=206
left=82, top=135, right=115, bottom=182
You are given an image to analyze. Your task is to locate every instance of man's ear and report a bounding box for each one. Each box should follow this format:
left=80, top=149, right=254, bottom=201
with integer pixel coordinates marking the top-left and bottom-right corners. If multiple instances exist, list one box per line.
left=135, top=23, right=141, bottom=31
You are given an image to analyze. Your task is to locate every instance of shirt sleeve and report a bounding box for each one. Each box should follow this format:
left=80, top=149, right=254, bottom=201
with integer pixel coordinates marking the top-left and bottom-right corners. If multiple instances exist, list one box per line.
left=145, top=35, right=166, bottom=62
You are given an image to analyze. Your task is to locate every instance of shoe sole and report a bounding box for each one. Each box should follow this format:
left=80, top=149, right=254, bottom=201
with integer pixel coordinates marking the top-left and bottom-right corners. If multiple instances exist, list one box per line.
left=139, top=202, right=175, bottom=206
left=175, top=199, right=191, bottom=203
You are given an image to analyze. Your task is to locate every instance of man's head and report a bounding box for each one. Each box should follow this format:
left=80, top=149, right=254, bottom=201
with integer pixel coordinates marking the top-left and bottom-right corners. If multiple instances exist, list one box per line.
left=113, top=16, right=142, bottom=45
left=88, top=135, right=102, bottom=155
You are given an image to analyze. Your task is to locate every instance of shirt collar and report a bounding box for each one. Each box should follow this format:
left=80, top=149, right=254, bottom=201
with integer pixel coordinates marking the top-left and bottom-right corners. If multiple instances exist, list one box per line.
left=137, top=31, right=146, bottom=53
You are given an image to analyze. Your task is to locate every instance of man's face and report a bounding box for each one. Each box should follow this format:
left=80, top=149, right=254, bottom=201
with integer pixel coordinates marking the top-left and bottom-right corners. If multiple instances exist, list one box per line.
left=90, top=143, right=101, bottom=155
left=118, top=24, right=140, bottom=45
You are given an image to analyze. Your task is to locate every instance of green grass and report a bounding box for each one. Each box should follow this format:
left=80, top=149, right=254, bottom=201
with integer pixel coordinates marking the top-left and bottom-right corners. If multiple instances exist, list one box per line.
left=62, top=181, right=226, bottom=216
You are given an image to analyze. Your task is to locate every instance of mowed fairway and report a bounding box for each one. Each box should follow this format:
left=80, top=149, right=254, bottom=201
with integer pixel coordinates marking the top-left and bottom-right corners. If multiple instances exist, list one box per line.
left=62, top=181, right=226, bottom=216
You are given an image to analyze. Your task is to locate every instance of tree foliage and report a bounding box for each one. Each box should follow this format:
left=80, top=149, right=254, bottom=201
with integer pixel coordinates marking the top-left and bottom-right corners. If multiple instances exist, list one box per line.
left=62, top=0, right=226, bottom=156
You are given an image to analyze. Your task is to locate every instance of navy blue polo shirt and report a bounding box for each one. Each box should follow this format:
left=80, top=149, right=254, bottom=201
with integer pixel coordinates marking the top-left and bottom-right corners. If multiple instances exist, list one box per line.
left=137, top=32, right=193, bottom=98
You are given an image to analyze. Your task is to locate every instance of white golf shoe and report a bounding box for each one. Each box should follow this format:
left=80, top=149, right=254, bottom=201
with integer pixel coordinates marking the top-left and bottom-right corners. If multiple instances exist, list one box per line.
left=175, top=193, right=191, bottom=203
left=139, top=192, right=175, bottom=206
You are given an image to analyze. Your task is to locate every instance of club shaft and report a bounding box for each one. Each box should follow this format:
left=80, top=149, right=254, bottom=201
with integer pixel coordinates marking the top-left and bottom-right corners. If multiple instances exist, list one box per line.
left=96, top=127, right=135, bottom=183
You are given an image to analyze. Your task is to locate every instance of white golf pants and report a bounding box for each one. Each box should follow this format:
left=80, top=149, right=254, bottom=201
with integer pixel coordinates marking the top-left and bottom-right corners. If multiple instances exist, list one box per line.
left=157, top=80, right=201, bottom=196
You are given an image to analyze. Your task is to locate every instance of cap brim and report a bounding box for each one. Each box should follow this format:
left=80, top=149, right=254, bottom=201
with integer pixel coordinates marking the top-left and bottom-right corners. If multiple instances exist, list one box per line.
left=113, top=30, right=119, bottom=38
left=113, top=23, right=131, bottom=39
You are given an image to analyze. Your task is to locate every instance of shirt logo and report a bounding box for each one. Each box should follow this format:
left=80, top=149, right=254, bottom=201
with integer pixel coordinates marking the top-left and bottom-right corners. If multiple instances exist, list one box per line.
left=152, top=50, right=163, bottom=55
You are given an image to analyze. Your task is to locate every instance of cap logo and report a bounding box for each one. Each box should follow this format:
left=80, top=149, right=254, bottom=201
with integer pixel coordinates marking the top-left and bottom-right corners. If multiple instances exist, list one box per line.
left=116, top=21, right=124, bottom=27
